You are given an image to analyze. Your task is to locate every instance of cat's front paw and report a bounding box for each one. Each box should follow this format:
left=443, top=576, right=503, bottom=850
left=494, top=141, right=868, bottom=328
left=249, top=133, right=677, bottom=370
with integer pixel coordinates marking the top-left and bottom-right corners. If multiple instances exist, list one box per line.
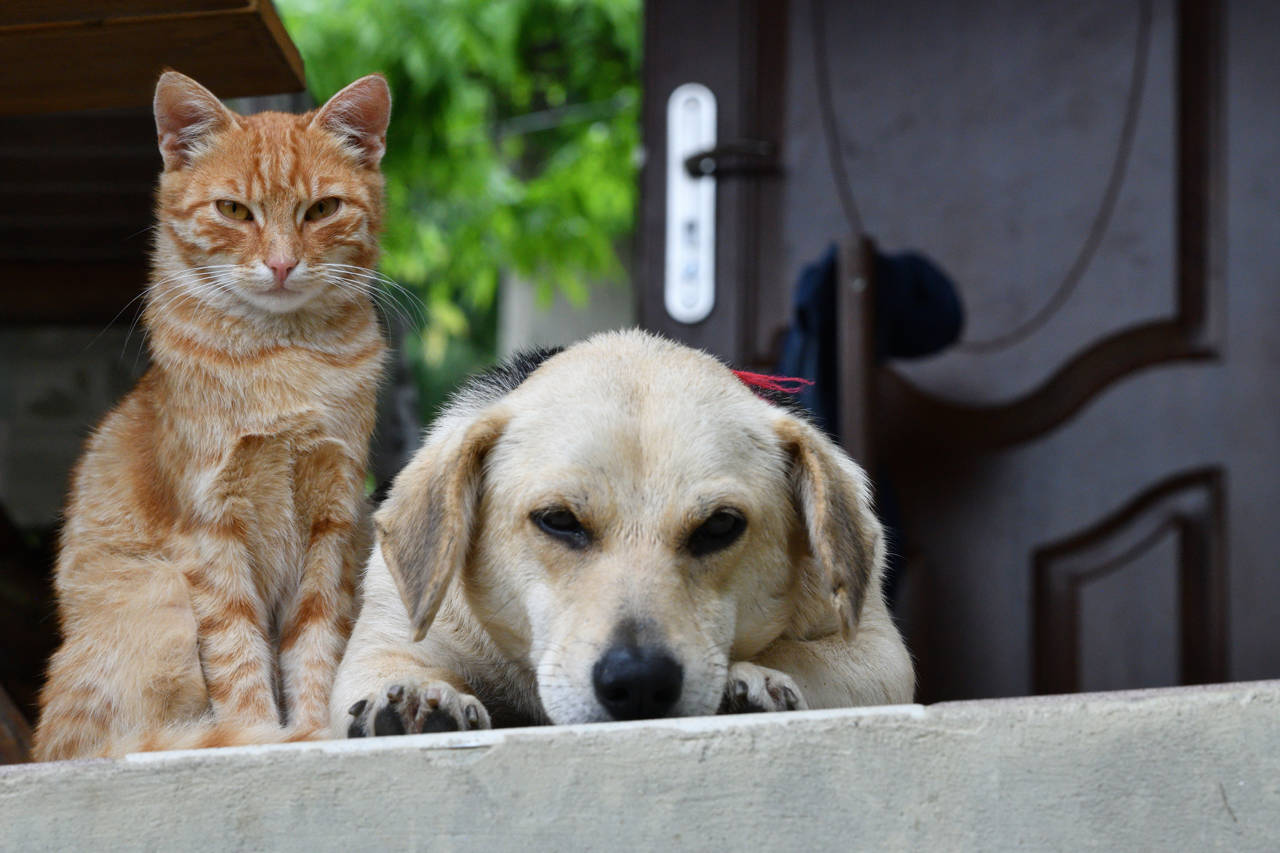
left=719, top=662, right=808, bottom=714
left=346, top=681, right=491, bottom=737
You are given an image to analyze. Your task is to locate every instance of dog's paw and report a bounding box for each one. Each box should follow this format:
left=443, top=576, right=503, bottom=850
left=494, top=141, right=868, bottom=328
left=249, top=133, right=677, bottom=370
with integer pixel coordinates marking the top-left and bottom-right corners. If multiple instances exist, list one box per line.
left=719, top=662, right=808, bottom=714
left=346, top=681, right=491, bottom=737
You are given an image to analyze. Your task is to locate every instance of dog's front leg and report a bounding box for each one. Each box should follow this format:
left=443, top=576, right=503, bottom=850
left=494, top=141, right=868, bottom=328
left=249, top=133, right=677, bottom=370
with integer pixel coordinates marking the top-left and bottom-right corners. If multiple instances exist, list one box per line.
left=329, top=560, right=492, bottom=737
left=719, top=661, right=809, bottom=713
left=331, top=624, right=492, bottom=737
left=344, top=668, right=490, bottom=737
left=738, top=618, right=915, bottom=711
left=331, top=618, right=492, bottom=737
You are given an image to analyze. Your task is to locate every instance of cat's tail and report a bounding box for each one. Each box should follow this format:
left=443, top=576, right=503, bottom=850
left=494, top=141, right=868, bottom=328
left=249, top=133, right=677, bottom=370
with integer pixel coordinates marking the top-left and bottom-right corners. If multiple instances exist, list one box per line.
left=100, top=721, right=330, bottom=758
left=33, top=720, right=329, bottom=762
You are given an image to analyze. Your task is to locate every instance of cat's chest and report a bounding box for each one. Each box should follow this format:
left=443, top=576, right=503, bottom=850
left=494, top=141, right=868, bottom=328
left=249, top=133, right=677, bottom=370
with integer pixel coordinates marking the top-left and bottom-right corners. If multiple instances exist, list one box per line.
left=192, top=429, right=356, bottom=602
left=176, top=345, right=382, bottom=460
left=159, top=324, right=385, bottom=440
left=235, top=355, right=380, bottom=432
left=163, top=334, right=383, bottom=599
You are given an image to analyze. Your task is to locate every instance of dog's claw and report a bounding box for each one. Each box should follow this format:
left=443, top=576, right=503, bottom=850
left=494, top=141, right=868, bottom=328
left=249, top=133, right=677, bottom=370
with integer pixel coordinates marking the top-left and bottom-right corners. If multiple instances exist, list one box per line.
left=722, top=662, right=808, bottom=714
left=349, top=680, right=492, bottom=738
left=373, top=703, right=406, bottom=736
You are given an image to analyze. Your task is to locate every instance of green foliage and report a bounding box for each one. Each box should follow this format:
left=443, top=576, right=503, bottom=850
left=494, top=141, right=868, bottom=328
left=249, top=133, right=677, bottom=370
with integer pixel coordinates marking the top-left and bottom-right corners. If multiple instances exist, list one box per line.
left=277, top=0, right=641, bottom=367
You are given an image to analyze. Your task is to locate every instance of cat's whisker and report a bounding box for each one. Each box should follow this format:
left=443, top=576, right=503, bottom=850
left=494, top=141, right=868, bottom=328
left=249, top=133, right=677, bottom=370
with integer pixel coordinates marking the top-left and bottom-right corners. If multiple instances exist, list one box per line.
left=319, top=272, right=419, bottom=330
left=125, top=281, right=215, bottom=361
left=85, top=289, right=150, bottom=356
left=377, top=294, right=419, bottom=331
left=378, top=287, right=429, bottom=329
left=120, top=278, right=209, bottom=358
left=318, top=270, right=396, bottom=314
left=322, top=269, right=428, bottom=329
left=317, top=263, right=419, bottom=292
left=349, top=283, right=416, bottom=331
left=150, top=264, right=240, bottom=286
left=358, top=289, right=416, bottom=332
left=123, top=223, right=160, bottom=243
left=142, top=268, right=243, bottom=327
left=143, top=268, right=235, bottom=311
left=320, top=265, right=426, bottom=309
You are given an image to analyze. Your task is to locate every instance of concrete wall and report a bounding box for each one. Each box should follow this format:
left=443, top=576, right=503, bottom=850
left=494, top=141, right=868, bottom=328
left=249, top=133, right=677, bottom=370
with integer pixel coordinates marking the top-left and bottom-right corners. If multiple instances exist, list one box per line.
left=0, top=327, right=146, bottom=528
left=2, top=680, right=1276, bottom=851
left=498, top=276, right=635, bottom=358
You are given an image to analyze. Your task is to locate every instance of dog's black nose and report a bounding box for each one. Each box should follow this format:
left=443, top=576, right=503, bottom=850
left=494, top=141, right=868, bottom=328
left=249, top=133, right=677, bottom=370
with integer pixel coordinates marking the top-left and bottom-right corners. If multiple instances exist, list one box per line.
left=592, top=645, right=683, bottom=720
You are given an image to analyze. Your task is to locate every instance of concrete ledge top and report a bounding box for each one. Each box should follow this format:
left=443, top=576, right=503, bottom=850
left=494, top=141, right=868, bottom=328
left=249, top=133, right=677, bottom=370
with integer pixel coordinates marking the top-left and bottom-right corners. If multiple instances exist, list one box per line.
left=3, top=680, right=1278, bottom=851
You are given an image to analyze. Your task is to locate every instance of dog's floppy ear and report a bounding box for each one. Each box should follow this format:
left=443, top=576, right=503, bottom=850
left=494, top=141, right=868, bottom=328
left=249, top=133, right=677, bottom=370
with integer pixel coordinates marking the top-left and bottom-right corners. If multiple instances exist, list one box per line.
left=775, top=415, right=884, bottom=639
left=374, top=411, right=508, bottom=642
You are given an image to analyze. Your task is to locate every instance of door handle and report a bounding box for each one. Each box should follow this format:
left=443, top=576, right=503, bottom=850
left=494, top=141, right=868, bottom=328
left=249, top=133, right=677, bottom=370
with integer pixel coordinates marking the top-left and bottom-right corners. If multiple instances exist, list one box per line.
left=684, top=139, right=778, bottom=179
left=664, top=83, right=717, bottom=325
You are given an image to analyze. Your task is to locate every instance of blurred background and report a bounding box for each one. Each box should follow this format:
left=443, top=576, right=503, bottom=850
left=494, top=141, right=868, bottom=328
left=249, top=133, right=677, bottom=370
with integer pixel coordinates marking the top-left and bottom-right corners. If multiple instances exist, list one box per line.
left=278, top=0, right=643, bottom=417
left=0, top=0, right=1277, bottom=758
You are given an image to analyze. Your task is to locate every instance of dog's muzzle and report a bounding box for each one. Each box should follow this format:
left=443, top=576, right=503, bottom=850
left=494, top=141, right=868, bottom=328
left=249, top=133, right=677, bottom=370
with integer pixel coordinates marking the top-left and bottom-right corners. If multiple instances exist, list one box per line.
left=591, top=644, right=684, bottom=720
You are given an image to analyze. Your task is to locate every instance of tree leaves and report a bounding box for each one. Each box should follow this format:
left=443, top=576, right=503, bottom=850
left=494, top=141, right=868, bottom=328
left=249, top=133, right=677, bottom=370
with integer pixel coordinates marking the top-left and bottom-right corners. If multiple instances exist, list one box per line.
left=278, top=0, right=640, bottom=361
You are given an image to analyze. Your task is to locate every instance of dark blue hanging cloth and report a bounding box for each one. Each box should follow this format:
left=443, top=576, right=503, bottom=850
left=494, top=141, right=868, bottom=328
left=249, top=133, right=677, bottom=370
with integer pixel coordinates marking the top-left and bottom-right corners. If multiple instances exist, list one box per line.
left=777, top=243, right=965, bottom=434
left=776, top=243, right=964, bottom=606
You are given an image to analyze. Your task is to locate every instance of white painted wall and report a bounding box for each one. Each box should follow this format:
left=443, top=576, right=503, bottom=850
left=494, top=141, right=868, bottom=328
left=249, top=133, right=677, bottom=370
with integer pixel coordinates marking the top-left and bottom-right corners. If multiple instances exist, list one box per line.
left=2, top=680, right=1276, bottom=851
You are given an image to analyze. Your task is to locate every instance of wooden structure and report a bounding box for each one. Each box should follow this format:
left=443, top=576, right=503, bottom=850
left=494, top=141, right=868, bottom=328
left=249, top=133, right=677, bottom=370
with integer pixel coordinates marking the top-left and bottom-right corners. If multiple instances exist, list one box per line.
left=0, top=1, right=302, bottom=115
left=0, top=1, right=305, bottom=326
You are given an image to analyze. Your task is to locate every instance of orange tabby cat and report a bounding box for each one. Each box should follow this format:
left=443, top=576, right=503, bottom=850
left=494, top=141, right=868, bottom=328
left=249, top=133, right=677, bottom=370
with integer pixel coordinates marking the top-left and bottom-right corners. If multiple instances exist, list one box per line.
left=32, top=71, right=391, bottom=760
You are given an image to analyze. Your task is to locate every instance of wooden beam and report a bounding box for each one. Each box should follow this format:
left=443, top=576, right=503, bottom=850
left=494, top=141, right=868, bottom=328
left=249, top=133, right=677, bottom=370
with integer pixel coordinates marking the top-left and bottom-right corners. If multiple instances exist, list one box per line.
left=0, top=262, right=147, bottom=326
left=0, top=1, right=305, bottom=116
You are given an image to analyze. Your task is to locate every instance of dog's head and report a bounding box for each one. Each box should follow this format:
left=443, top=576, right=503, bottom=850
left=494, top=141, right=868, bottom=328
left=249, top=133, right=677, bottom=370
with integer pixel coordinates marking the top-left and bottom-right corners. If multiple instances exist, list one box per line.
left=375, top=330, right=885, bottom=723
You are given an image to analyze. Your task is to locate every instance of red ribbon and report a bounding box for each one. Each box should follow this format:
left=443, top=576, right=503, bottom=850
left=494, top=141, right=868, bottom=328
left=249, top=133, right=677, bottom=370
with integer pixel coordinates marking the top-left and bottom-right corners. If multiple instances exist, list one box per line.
left=732, top=370, right=814, bottom=396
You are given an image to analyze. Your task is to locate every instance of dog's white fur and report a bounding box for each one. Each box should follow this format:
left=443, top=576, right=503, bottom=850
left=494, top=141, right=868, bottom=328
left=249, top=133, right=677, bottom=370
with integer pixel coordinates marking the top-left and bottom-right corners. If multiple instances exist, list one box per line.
left=331, top=330, right=913, bottom=734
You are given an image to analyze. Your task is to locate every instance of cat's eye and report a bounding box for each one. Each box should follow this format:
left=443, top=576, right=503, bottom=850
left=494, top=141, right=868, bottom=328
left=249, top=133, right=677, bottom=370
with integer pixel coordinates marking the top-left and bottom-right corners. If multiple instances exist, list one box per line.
left=687, top=509, right=746, bottom=557
left=215, top=200, right=252, bottom=221
left=532, top=507, right=591, bottom=550
left=304, top=197, right=341, bottom=222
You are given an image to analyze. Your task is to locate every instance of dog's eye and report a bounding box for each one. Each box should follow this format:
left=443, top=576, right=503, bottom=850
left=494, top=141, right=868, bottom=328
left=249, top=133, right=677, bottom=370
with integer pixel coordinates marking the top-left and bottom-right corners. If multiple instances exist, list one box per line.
left=532, top=508, right=590, bottom=549
left=687, top=510, right=746, bottom=557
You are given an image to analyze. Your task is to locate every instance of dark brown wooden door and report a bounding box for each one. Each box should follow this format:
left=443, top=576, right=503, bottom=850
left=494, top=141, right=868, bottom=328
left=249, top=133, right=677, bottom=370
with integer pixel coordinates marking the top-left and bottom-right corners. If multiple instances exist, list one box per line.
left=637, top=0, right=790, bottom=368
left=639, top=0, right=1280, bottom=701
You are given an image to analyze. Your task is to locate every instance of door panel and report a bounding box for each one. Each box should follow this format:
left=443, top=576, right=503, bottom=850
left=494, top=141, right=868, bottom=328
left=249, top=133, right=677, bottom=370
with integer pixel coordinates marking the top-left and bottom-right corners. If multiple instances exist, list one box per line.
left=640, top=0, right=1279, bottom=701
left=1077, top=534, right=1182, bottom=692
left=1035, top=468, right=1226, bottom=694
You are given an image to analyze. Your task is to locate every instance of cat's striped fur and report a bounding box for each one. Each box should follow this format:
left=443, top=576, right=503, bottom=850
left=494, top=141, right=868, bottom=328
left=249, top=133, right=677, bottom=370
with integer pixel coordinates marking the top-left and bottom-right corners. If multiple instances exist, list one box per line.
left=32, top=72, right=391, bottom=760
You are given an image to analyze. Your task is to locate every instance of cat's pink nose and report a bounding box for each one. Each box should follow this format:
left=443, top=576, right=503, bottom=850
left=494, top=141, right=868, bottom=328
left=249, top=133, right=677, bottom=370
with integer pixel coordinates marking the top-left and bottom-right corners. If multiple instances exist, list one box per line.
left=268, top=257, right=297, bottom=286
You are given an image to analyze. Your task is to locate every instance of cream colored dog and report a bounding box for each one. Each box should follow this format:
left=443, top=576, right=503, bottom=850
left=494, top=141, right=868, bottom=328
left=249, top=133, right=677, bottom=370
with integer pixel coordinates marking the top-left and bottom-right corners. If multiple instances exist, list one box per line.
left=331, top=330, right=913, bottom=735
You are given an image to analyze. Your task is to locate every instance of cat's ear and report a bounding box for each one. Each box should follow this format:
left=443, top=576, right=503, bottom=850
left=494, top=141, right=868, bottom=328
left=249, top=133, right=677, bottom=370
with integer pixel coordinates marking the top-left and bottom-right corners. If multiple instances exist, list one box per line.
left=153, top=71, right=234, bottom=171
left=311, top=75, right=392, bottom=168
